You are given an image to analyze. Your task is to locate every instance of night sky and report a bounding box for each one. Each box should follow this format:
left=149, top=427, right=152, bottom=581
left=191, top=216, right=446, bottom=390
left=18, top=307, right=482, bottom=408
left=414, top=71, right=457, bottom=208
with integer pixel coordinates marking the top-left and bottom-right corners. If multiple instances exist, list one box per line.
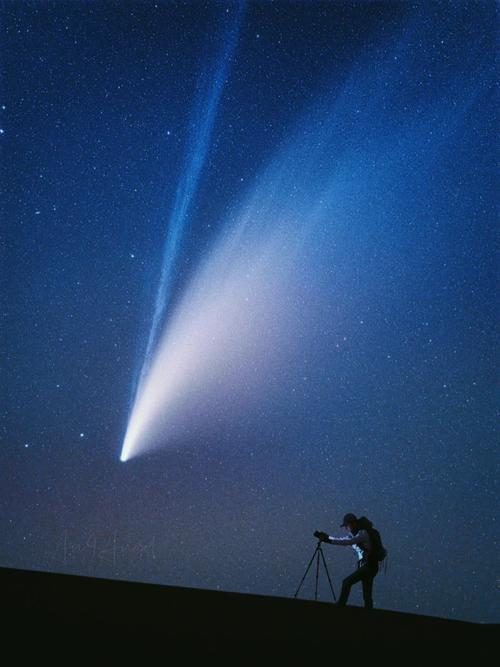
left=1, top=1, right=497, bottom=624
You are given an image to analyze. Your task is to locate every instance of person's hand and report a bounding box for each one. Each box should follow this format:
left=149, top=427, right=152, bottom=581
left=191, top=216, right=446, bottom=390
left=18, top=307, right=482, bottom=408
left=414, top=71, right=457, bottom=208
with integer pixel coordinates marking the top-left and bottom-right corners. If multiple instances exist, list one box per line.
left=314, top=530, right=329, bottom=542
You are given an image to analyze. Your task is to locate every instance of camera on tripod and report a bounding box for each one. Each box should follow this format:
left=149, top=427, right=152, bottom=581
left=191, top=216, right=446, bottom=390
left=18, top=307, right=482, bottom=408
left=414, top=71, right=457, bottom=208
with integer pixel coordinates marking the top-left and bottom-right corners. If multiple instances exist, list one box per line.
left=294, top=531, right=336, bottom=601
left=314, top=530, right=329, bottom=542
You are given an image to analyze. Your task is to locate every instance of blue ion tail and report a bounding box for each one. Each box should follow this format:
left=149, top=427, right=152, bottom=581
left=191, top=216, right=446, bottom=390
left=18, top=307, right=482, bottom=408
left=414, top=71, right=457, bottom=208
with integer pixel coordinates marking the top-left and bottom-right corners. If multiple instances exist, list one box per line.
left=120, top=3, right=247, bottom=463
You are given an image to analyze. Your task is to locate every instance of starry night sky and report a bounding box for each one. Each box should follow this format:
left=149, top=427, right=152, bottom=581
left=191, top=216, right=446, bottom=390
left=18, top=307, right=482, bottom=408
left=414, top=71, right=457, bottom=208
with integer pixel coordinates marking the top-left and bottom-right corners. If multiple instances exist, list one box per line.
left=1, top=1, right=497, bottom=623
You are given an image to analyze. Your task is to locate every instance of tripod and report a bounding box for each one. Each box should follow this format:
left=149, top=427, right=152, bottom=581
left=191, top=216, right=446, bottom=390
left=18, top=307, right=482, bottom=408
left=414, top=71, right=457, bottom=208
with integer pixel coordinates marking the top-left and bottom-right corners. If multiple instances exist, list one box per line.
left=294, top=538, right=336, bottom=601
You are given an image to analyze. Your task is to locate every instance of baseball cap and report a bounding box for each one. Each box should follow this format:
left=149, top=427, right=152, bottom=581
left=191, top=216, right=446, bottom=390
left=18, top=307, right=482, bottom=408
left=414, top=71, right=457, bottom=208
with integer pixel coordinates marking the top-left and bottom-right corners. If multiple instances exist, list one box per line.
left=340, top=513, right=357, bottom=527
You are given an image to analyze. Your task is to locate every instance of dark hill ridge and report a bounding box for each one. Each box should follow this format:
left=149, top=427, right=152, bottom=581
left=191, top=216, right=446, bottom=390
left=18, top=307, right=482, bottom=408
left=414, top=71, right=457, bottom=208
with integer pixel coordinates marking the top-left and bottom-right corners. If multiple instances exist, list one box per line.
left=1, top=566, right=495, bottom=644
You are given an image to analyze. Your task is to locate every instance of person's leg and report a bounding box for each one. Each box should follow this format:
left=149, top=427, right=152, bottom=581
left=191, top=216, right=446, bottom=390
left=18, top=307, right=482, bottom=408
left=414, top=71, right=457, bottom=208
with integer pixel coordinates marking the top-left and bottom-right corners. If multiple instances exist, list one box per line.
left=361, top=563, right=378, bottom=609
left=362, top=574, right=374, bottom=609
left=337, top=566, right=364, bottom=606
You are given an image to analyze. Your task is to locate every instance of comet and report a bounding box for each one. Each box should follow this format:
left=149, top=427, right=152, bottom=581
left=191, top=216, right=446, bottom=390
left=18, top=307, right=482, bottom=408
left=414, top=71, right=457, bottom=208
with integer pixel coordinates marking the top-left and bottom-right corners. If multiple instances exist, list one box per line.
left=120, top=11, right=482, bottom=463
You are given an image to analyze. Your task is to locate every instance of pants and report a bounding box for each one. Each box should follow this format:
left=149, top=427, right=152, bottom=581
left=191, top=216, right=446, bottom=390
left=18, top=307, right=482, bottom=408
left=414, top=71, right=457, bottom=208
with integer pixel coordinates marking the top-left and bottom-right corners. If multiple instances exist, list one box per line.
left=337, top=559, right=379, bottom=609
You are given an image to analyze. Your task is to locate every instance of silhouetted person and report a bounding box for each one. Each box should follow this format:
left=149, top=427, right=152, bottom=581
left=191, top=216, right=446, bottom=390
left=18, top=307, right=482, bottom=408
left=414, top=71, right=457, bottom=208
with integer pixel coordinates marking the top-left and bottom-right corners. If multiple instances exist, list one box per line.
left=315, top=513, right=384, bottom=610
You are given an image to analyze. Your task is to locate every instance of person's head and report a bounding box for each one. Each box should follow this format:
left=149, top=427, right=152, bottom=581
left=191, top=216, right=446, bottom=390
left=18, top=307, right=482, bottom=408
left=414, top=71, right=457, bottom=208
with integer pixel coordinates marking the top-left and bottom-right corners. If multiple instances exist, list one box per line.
left=341, top=513, right=357, bottom=533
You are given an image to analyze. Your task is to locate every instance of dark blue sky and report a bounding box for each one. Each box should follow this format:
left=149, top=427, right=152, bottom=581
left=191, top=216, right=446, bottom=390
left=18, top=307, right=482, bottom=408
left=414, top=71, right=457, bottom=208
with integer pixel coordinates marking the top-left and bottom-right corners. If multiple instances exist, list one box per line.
left=1, top=1, right=497, bottom=623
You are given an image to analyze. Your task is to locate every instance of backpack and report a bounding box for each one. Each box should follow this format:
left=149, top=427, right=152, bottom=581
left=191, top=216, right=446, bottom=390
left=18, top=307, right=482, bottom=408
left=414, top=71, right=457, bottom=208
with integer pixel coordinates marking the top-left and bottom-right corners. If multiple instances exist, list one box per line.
left=357, top=516, right=387, bottom=562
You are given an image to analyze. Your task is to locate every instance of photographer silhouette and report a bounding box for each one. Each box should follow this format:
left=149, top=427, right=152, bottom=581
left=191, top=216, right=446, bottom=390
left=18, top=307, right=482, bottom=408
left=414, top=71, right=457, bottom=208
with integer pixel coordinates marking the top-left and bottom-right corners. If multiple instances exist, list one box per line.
left=316, top=513, right=386, bottom=610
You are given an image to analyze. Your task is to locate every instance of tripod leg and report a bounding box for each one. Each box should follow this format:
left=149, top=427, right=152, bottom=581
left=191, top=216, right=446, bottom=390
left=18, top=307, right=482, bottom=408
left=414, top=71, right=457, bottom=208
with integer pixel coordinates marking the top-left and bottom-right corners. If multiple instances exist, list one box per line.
left=319, top=545, right=337, bottom=601
left=294, top=544, right=320, bottom=598
left=315, top=548, right=320, bottom=601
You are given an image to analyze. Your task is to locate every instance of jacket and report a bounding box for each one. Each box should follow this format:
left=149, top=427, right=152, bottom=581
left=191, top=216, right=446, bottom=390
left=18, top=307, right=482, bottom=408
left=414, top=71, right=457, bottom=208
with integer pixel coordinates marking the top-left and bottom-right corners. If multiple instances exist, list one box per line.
left=327, top=529, right=373, bottom=562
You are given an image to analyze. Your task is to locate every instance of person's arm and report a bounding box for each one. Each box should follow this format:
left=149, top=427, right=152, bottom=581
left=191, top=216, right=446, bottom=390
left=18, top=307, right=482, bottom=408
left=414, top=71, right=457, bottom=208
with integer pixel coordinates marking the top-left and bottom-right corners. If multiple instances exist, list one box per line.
left=327, top=530, right=366, bottom=547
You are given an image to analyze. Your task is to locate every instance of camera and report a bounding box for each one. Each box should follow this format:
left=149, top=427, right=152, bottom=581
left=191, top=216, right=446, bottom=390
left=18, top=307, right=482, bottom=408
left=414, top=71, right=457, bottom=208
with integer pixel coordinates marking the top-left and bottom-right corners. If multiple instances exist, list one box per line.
left=314, top=530, right=328, bottom=542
